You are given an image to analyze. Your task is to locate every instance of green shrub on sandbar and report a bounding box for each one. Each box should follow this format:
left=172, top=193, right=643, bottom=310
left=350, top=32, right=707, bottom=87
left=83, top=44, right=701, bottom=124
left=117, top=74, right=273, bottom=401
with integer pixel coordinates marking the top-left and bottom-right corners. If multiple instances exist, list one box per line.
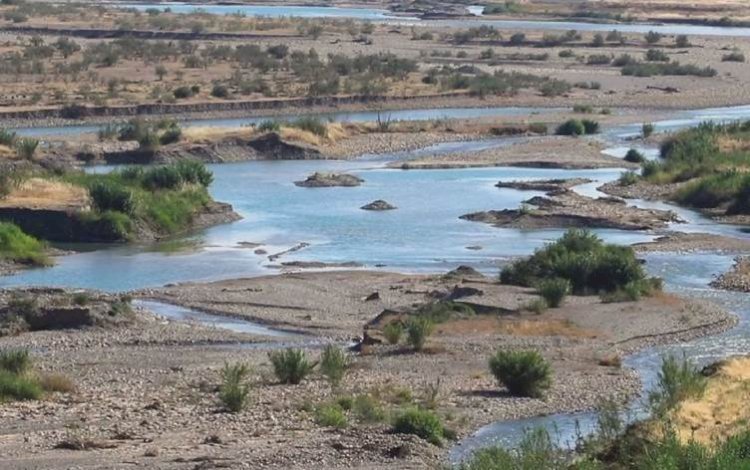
left=500, top=229, right=658, bottom=295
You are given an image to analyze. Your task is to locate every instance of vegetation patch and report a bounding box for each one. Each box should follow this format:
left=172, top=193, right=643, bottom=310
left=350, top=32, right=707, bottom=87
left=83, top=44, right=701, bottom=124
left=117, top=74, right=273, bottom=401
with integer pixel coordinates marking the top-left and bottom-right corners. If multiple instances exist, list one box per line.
left=488, top=350, right=551, bottom=398
left=501, top=229, right=659, bottom=296
left=0, top=222, right=50, bottom=267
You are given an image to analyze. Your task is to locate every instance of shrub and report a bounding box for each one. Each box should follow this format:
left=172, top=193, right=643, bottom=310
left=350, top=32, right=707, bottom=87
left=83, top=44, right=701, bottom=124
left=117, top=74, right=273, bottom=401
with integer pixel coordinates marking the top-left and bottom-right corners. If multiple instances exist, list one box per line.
left=15, top=138, right=39, bottom=160
left=320, top=345, right=349, bottom=388
left=624, top=148, right=645, bottom=163
left=268, top=348, right=315, bottom=384
left=586, top=54, right=611, bottom=65
left=383, top=322, right=403, bottom=344
left=290, top=117, right=327, bottom=137
left=0, top=222, right=50, bottom=266
left=645, top=49, right=669, bottom=62
left=0, top=370, right=42, bottom=401
left=352, top=394, right=386, bottom=423
left=257, top=120, right=281, bottom=133
left=648, top=354, right=706, bottom=416
left=581, top=119, right=600, bottom=134
left=644, top=30, right=662, bottom=44
left=642, top=122, right=655, bottom=138
left=573, top=104, right=594, bottom=114
left=500, top=229, right=651, bottom=295
left=0, top=349, right=31, bottom=374
left=600, top=278, right=662, bottom=303
left=137, top=131, right=160, bottom=152
left=175, top=160, right=213, bottom=187
left=619, top=171, right=640, bottom=186
left=89, top=182, right=135, bottom=214
left=509, top=32, right=525, bottom=45
left=315, top=403, right=347, bottom=428
left=159, top=127, right=182, bottom=145
left=392, top=407, right=444, bottom=445
left=722, top=51, right=746, bottom=62
left=211, top=84, right=229, bottom=98
left=405, top=317, right=434, bottom=351
left=0, top=128, right=17, bottom=146
left=219, top=362, right=250, bottom=412
left=536, top=278, right=570, bottom=308
left=555, top=119, right=585, bottom=136
left=488, top=350, right=551, bottom=398
left=612, top=54, right=637, bottom=66
left=558, top=49, right=574, bottom=58
left=97, top=124, right=119, bottom=141
left=172, top=86, right=194, bottom=99
left=525, top=298, right=548, bottom=314
left=675, top=34, right=690, bottom=47
left=72, top=292, right=90, bottom=306
left=142, top=165, right=183, bottom=189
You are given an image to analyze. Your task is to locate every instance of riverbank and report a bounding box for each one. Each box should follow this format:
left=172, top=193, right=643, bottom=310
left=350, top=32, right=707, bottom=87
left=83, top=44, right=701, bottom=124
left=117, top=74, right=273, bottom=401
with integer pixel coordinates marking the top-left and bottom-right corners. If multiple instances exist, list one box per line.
left=0, top=268, right=735, bottom=469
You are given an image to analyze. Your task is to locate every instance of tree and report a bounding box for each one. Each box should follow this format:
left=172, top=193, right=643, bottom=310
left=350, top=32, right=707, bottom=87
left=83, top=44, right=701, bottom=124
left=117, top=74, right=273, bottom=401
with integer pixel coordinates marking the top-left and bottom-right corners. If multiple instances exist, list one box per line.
left=155, top=64, right=167, bottom=81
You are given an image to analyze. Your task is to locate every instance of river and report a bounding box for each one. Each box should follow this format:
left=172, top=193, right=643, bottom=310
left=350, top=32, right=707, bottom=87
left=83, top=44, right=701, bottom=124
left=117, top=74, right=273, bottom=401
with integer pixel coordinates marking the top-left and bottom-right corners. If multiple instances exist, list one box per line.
left=3, top=103, right=750, bottom=464
left=118, top=2, right=750, bottom=36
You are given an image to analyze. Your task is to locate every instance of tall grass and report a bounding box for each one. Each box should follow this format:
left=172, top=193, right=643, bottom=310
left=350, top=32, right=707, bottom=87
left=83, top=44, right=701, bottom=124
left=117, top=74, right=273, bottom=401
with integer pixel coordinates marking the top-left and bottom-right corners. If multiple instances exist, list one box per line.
left=268, top=348, right=315, bottom=384
left=218, top=362, right=250, bottom=412
left=649, top=354, right=707, bottom=417
left=0, top=222, right=50, bottom=266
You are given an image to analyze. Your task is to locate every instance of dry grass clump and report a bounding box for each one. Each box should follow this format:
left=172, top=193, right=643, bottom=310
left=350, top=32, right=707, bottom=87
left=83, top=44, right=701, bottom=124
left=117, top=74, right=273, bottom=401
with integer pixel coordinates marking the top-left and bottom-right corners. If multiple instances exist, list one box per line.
left=0, top=178, right=89, bottom=210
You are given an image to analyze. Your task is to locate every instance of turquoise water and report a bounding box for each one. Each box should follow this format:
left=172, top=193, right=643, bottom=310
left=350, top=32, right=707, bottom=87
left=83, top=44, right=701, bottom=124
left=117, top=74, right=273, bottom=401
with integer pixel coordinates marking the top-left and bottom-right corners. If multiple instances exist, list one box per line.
left=0, top=162, right=652, bottom=291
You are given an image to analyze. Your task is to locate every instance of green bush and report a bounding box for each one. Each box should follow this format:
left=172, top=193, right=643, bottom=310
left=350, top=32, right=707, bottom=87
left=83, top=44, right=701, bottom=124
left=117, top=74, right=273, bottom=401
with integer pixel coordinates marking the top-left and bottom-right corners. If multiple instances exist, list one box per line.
left=383, top=322, right=403, bottom=344
left=352, top=394, right=386, bottom=423
left=257, top=120, right=281, bottom=133
left=0, top=128, right=17, bottom=146
left=645, top=49, right=669, bottom=62
left=619, top=171, right=640, bottom=186
left=320, top=344, right=349, bottom=388
left=142, top=165, right=183, bottom=190
left=0, top=369, right=42, bottom=401
left=268, top=348, right=315, bottom=384
left=555, top=119, right=585, bottom=136
left=600, top=278, right=662, bottom=303
left=500, top=229, right=652, bottom=295
left=581, top=119, right=600, bottom=134
left=0, top=349, right=31, bottom=374
left=211, top=84, right=230, bottom=98
left=624, top=148, right=645, bottom=163
left=218, top=362, right=250, bottom=413
left=525, top=298, right=548, bottom=314
left=392, top=407, right=444, bottom=445
left=89, top=182, right=136, bottom=214
left=489, top=350, right=551, bottom=398
left=405, top=316, right=434, bottom=351
left=175, top=160, right=213, bottom=187
left=0, top=222, right=50, bottom=266
left=159, top=126, right=182, bottom=145
left=15, top=138, right=39, bottom=160
left=315, top=403, right=347, bottom=428
left=536, top=278, right=570, bottom=308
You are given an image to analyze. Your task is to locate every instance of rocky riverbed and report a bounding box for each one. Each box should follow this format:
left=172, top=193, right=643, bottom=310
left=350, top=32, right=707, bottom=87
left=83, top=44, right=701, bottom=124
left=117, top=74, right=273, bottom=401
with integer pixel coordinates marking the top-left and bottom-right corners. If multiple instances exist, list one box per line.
left=0, top=267, right=736, bottom=469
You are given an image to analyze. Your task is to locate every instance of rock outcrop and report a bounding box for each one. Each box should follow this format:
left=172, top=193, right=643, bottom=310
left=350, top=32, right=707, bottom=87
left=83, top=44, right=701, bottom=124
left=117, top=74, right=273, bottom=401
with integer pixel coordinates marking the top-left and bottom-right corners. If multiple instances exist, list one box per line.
left=361, top=200, right=397, bottom=211
left=294, top=172, right=364, bottom=188
left=461, top=191, right=681, bottom=231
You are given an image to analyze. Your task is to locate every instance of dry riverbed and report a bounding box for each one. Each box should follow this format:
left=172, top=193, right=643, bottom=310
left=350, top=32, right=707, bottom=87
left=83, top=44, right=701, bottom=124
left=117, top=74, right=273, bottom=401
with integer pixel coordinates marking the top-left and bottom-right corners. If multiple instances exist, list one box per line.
left=0, top=269, right=736, bottom=469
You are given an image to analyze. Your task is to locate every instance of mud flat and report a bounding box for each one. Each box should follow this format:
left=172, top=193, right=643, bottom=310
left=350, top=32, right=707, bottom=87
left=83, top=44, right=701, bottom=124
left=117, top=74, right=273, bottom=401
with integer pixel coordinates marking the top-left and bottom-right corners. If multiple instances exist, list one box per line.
left=461, top=190, right=680, bottom=231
